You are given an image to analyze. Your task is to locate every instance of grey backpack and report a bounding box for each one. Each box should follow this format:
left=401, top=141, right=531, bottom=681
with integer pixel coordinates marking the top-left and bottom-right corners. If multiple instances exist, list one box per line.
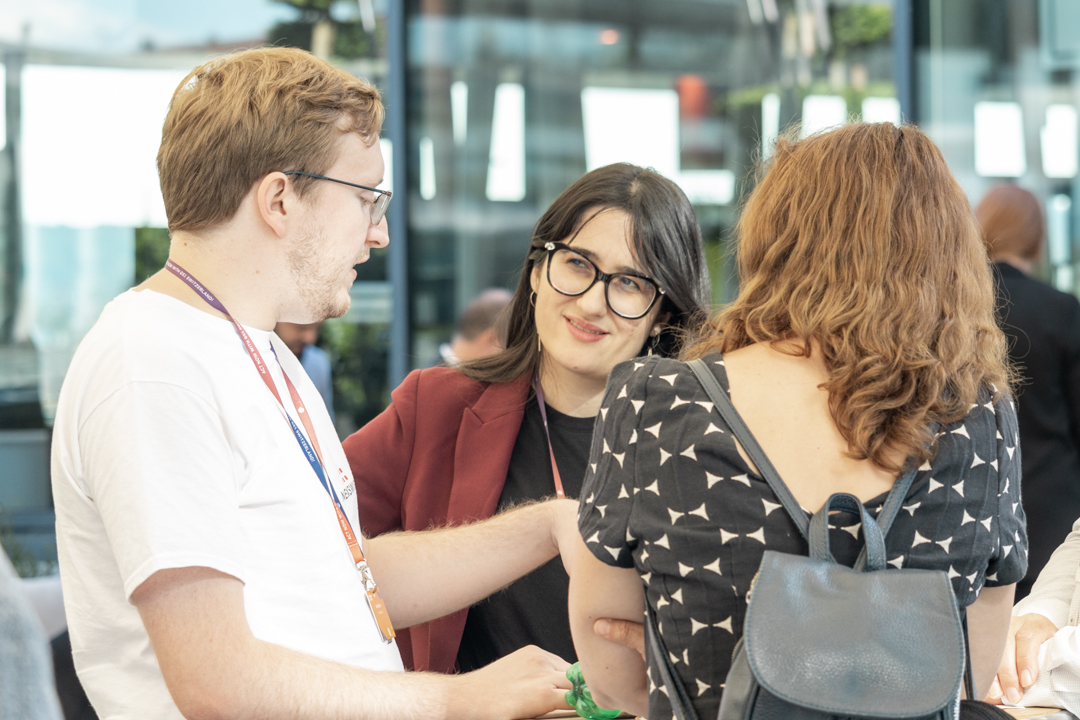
left=644, top=359, right=971, bottom=720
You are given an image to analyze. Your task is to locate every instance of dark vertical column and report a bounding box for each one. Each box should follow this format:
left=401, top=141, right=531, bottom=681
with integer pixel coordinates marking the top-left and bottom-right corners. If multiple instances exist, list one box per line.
left=892, top=0, right=914, bottom=123
left=1, top=49, right=24, bottom=343
left=387, top=0, right=409, bottom=389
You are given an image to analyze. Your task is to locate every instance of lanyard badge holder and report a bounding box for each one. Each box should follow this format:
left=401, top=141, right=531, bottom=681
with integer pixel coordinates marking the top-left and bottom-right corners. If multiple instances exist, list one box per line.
left=166, top=259, right=395, bottom=643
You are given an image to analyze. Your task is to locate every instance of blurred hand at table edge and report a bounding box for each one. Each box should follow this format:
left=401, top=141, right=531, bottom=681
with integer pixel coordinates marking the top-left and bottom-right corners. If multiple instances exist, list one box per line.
left=988, top=613, right=1058, bottom=704
left=593, top=618, right=645, bottom=659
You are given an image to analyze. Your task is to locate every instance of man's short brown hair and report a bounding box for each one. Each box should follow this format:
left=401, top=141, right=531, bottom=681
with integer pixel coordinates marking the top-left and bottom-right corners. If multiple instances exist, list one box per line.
left=158, top=46, right=384, bottom=232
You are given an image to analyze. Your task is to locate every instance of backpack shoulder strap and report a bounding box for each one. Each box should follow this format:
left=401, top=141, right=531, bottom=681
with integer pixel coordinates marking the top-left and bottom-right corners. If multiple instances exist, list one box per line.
left=687, top=357, right=810, bottom=539
left=646, top=602, right=700, bottom=720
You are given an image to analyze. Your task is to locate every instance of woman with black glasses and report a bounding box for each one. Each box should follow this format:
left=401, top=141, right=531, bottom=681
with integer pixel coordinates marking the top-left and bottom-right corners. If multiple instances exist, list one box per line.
left=342, top=162, right=711, bottom=674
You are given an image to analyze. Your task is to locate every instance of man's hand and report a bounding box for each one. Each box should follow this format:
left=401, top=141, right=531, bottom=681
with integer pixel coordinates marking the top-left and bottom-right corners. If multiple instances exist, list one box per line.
left=450, top=646, right=572, bottom=720
left=134, top=567, right=574, bottom=720
left=593, top=618, right=645, bottom=659
left=988, top=613, right=1058, bottom=704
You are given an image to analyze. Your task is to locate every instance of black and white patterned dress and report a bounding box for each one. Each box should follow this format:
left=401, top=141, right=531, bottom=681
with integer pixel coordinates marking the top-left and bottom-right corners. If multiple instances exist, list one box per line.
left=578, top=353, right=1028, bottom=720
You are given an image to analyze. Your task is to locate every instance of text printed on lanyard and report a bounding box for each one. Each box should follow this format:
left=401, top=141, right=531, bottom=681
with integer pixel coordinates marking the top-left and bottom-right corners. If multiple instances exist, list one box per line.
left=165, top=259, right=395, bottom=642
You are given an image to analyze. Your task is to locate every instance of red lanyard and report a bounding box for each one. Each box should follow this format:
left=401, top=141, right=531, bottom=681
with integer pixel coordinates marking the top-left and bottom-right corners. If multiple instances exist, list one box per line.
left=165, top=259, right=395, bottom=642
left=533, top=376, right=566, bottom=499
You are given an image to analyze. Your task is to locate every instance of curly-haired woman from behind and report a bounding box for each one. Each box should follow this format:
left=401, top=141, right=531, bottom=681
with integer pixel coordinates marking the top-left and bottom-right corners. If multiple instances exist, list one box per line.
left=568, top=123, right=1028, bottom=719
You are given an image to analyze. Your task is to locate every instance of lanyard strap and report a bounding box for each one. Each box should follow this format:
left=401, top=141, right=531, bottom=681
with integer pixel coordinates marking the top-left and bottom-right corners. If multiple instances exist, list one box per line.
left=532, top=376, right=566, bottom=499
left=164, top=260, right=395, bottom=640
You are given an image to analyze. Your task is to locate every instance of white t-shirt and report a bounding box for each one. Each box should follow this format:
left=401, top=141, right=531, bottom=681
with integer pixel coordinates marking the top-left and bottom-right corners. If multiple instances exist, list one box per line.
left=51, top=289, right=403, bottom=720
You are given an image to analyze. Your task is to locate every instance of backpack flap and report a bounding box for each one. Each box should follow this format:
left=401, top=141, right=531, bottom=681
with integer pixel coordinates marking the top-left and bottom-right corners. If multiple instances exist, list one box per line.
left=743, top=550, right=965, bottom=718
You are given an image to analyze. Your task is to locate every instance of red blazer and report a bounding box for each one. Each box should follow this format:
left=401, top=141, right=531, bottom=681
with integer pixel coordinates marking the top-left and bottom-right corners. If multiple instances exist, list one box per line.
left=342, top=367, right=531, bottom=673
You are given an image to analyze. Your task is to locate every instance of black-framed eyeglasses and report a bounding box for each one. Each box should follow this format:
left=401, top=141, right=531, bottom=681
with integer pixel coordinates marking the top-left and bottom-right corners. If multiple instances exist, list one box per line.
left=283, top=171, right=393, bottom=225
left=543, top=241, right=665, bottom=320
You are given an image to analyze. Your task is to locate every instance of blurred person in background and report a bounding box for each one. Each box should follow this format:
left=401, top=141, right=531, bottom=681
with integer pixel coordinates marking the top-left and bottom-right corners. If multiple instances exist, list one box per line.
left=438, top=288, right=513, bottom=366
left=344, top=162, right=711, bottom=674
left=276, top=321, right=334, bottom=417
left=0, top=551, right=64, bottom=720
left=978, top=185, right=1080, bottom=601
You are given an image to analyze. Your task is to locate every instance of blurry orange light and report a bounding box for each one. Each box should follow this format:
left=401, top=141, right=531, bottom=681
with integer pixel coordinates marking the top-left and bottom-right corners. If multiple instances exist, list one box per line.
left=600, top=29, right=619, bottom=45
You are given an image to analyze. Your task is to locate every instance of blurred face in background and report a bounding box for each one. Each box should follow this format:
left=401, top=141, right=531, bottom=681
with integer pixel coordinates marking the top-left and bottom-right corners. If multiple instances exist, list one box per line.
left=275, top=321, right=322, bottom=358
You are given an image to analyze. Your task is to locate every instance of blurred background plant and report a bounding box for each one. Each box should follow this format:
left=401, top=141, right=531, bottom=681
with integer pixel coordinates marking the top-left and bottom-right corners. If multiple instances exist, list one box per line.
left=1, top=506, right=56, bottom=578
left=269, top=0, right=383, bottom=59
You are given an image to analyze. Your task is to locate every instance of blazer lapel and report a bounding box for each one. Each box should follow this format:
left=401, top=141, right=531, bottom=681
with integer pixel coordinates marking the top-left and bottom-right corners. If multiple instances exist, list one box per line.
left=446, top=373, right=531, bottom=524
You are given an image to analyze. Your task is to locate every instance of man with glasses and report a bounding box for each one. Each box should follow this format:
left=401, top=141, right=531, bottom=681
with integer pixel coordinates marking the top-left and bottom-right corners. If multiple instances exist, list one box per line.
left=51, top=47, right=578, bottom=720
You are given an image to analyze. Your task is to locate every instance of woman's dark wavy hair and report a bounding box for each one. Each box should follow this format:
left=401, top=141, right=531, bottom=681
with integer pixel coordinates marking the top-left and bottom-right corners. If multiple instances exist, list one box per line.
left=684, top=123, right=1012, bottom=473
left=458, top=163, right=711, bottom=385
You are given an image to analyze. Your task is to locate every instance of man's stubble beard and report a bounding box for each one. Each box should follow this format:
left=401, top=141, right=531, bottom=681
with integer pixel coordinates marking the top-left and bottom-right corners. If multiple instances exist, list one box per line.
left=286, top=225, right=352, bottom=322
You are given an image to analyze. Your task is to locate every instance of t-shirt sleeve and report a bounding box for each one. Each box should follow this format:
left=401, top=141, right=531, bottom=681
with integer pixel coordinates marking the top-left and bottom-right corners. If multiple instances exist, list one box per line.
left=984, top=393, right=1028, bottom=586
left=79, top=381, right=247, bottom=600
left=578, top=358, right=657, bottom=568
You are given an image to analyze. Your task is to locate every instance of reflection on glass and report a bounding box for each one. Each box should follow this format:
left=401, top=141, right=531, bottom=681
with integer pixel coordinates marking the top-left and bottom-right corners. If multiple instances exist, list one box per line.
left=420, top=136, right=437, bottom=200
left=762, top=93, right=781, bottom=159
left=0, top=1, right=392, bottom=494
left=451, top=80, right=468, bottom=147
left=0, top=65, right=5, bottom=151
left=801, top=95, right=848, bottom=137
left=407, top=1, right=897, bottom=370
left=974, top=102, right=1026, bottom=178
left=486, top=83, right=526, bottom=202
left=22, top=66, right=184, bottom=228
left=861, top=96, right=901, bottom=126
left=916, top=0, right=1080, bottom=301
left=582, top=87, right=680, bottom=178
left=1042, top=105, right=1078, bottom=180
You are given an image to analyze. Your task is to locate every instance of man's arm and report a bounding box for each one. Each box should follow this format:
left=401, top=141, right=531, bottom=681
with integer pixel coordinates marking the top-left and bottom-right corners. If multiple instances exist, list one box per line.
left=133, top=566, right=571, bottom=720
left=363, top=498, right=579, bottom=629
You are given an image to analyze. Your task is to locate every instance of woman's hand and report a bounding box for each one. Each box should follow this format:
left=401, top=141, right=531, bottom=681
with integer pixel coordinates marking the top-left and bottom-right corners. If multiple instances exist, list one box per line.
left=988, top=613, right=1058, bottom=704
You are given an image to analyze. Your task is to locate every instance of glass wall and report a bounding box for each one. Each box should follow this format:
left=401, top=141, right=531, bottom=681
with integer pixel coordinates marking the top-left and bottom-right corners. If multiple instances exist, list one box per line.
left=1, top=0, right=900, bottom=571
left=402, top=0, right=900, bottom=369
left=0, top=0, right=392, bottom=572
left=913, top=0, right=1079, bottom=289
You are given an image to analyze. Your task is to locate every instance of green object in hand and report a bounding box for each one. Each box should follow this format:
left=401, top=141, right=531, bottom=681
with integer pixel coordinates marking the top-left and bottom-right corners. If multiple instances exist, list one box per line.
left=565, top=662, right=622, bottom=720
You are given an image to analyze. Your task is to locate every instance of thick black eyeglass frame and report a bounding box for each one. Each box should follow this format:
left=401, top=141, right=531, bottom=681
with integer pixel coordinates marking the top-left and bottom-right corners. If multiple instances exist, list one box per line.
left=543, top=241, right=665, bottom=320
left=283, top=171, right=393, bottom=225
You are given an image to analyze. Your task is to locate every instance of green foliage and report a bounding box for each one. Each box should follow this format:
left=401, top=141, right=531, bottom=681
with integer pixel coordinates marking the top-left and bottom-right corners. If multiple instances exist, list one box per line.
left=832, top=4, right=892, bottom=56
left=0, top=511, right=56, bottom=578
left=320, top=319, right=390, bottom=432
left=268, top=20, right=315, bottom=50
left=271, top=0, right=334, bottom=20
left=134, top=226, right=171, bottom=286
left=268, top=18, right=373, bottom=58
left=333, top=20, right=375, bottom=58
left=267, top=0, right=377, bottom=59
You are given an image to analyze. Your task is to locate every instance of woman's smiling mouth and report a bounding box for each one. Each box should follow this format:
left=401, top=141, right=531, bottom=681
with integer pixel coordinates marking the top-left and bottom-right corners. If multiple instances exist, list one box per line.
left=565, top=316, right=608, bottom=342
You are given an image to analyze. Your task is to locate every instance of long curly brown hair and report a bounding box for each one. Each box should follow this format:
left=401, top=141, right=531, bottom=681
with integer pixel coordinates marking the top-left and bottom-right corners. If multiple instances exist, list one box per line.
left=683, top=123, right=1012, bottom=472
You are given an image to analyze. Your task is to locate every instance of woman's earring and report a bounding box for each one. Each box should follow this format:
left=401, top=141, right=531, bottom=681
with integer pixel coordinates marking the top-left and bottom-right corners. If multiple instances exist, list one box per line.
left=529, top=291, right=536, bottom=307
left=647, top=327, right=661, bottom=356
left=537, top=333, right=542, bottom=353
